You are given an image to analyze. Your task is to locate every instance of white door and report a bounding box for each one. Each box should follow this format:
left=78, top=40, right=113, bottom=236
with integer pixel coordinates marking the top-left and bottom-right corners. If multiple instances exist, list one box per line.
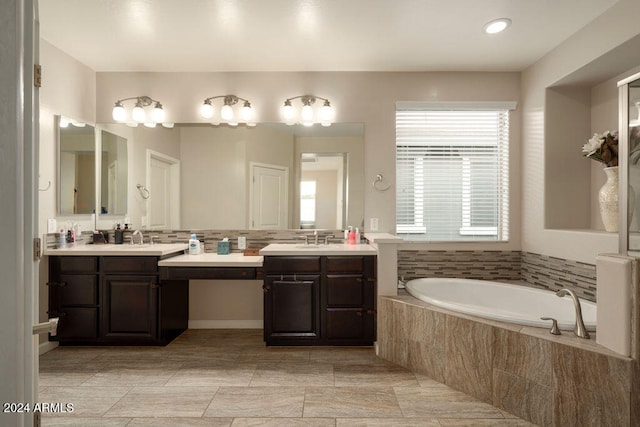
left=250, top=163, right=289, bottom=229
left=147, top=150, right=180, bottom=230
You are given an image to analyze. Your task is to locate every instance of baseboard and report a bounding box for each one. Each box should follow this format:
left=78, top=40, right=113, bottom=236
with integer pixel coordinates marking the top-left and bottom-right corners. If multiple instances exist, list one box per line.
left=188, top=320, right=263, bottom=329
left=39, top=340, right=58, bottom=355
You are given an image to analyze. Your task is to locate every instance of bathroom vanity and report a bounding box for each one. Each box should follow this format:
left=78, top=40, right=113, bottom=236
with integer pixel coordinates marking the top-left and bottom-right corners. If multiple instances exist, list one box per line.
left=260, top=243, right=377, bottom=346
left=46, top=244, right=190, bottom=345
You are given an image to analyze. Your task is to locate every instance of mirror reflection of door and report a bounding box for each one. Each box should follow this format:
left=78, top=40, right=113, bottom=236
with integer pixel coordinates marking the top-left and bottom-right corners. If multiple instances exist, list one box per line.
left=300, top=153, right=347, bottom=229
left=58, top=118, right=95, bottom=215
left=250, top=162, right=289, bottom=229
left=147, top=150, right=181, bottom=230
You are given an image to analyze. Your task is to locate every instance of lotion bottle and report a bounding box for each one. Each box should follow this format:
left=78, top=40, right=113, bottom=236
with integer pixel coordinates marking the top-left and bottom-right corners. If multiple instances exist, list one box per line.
left=189, top=234, right=200, bottom=255
left=354, top=227, right=361, bottom=245
left=348, top=227, right=356, bottom=244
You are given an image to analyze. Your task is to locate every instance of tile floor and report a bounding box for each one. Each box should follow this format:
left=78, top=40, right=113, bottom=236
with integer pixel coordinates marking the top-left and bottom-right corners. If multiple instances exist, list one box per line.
left=39, top=329, right=536, bottom=426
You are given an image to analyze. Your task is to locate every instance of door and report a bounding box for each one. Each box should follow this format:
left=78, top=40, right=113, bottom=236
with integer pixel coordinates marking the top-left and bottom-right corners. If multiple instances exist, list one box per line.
left=263, top=275, right=320, bottom=342
left=147, top=150, right=180, bottom=230
left=250, top=162, right=289, bottom=229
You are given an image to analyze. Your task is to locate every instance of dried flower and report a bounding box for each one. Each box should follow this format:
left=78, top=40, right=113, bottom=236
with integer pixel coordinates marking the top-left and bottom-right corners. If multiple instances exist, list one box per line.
left=582, top=130, right=618, bottom=167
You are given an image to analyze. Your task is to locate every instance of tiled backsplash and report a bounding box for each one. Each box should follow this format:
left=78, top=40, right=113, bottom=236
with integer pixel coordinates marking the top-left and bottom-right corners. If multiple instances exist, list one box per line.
left=398, top=250, right=597, bottom=302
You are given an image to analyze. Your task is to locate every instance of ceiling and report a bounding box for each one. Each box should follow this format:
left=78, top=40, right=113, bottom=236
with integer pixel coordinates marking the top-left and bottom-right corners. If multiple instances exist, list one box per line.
left=39, top=0, right=618, bottom=73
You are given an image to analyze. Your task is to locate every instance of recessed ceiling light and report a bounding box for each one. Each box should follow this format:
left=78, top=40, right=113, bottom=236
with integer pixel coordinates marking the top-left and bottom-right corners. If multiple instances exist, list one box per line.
left=483, top=18, right=511, bottom=35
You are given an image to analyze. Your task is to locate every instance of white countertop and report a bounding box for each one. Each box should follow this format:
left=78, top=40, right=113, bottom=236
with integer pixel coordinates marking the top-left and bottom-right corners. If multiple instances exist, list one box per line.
left=158, top=253, right=263, bottom=267
left=44, top=243, right=188, bottom=257
left=259, top=243, right=377, bottom=256
left=364, top=233, right=404, bottom=244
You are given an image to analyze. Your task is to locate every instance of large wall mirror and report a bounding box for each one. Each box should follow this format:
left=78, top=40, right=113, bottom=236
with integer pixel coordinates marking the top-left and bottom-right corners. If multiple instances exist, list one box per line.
left=96, top=122, right=364, bottom=231
left=57, top=116, right=96, bottom=215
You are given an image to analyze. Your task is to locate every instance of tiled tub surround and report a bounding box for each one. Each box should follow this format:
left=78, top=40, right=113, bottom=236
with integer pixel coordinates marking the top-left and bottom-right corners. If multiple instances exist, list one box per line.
left=398, top=250, right=597, bottom=302
left=378, top=294, right=640, bottom=426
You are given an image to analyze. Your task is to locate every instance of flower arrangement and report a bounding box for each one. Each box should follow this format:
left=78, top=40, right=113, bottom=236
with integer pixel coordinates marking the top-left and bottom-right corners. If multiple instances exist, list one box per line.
left=582, top=130, right=619, bottom=167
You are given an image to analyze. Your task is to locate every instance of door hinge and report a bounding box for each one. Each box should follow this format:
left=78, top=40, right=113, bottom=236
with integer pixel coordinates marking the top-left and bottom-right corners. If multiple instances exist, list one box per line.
left=34, top=237, right=42, bottom=260
left=34, top=64, right=42, bottom=88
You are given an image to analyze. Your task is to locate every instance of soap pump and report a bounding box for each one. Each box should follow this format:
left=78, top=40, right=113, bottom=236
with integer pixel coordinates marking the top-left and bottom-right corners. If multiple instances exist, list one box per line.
left=189, top=234, right=200, bottom=255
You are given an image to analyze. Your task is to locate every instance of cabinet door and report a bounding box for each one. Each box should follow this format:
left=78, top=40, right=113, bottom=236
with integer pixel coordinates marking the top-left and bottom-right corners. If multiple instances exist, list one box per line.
left=264, top=275, right=320, bottom=342
left=52, top=307, right=99, bottom=340
left=102, top=275, right=158, bottom=342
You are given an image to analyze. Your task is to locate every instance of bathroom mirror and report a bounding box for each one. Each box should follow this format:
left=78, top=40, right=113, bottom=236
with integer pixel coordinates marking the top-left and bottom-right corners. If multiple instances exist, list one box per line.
left=95, top=122, right=364, bottom=230
left=100, top=130, right=128, bottom=215
left=57, top=116, right=96, bottom=215
left=623, top=73, right=640, bottom=252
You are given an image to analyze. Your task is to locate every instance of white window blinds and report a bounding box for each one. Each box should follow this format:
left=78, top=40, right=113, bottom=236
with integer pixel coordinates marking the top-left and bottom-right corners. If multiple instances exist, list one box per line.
left=396, top=104, right=511, bottom=241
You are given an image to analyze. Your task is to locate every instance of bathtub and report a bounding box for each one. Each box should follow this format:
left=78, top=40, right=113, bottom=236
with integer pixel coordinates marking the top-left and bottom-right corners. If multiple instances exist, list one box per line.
left=405, top=278, right=597, bottom=331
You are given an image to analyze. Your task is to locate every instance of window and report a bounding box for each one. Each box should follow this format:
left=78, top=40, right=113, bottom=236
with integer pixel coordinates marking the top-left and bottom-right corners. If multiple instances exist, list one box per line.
left=300, top=180, right=317, bottom=225
left=396, top=102, right=514, bottom=241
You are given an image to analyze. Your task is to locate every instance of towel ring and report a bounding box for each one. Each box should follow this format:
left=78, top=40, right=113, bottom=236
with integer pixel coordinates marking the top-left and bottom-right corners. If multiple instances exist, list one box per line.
left=136, top=184, right=150, bottom=199
left=372, top=174, right=391, bottom=192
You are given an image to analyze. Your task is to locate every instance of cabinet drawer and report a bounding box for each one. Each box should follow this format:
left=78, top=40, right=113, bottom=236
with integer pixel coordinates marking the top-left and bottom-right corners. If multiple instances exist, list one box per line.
left=326, top=275, right=364, bottom=306
left=325, top=308, right=365, bottom=340
left=264, top=256, right=321, bottom=273
left=55, top=256, right=98, bottom=273
left=101, top=256, right=158, bottom=273
left=326, top=256, right=365, bottom=273
left=51, top=274, right=98, bottom=306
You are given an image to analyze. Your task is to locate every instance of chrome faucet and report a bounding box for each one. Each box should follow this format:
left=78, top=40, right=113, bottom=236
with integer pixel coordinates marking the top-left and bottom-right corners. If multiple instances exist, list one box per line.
left=555, top=288, right=590, bottom=339
left=131, top=230, right=144, bottom=245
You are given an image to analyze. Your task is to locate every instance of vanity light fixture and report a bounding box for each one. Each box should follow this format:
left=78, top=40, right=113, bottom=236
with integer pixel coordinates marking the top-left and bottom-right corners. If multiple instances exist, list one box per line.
left=630, top=102, right=640, bottom=127
left=199, top=95, right=255, bottom=126
left=112, top=95, right=172, bottom=128
left=281, top=95, right=334, bottom=127
left=483, top=18, right=511, bottom=34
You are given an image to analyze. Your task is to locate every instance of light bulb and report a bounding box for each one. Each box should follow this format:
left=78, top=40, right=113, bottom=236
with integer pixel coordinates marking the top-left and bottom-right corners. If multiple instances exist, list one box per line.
left=247, top=122, right=257, bottom=127
left=302, top=120, right=314, bottom=127
left=320, top=100, right=333, bottom=123
left=301, top=104, right=314, bottom=122
left=228, top=122, right=238, bottom=127
left=483, top=18, right=511, bottom=34
left=282, top=100, right=295, bottom=122
left=221, top=104, right=234, bottom=121
left=112, top=102, right=126, bottom=121
left=152, top=102, right=165, bottom=123
left=162, top=122, right=175, bottom=129
left=144, top=122, right=156, bottom=128
left=132, top=103, right=146, bottom=123
left=200, top=101, right=214, bottom=119
left=71, top=121, right=86, bottom=127
left=241, top=101, right=253, bottom=121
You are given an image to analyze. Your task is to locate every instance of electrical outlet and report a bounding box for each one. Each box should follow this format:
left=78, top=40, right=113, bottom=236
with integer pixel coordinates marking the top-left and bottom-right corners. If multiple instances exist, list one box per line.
left=370, top=218, right=379, bottom=231
left=238, top=236, right=247, bottom=250
left=47, top=218, right=57, bottom=233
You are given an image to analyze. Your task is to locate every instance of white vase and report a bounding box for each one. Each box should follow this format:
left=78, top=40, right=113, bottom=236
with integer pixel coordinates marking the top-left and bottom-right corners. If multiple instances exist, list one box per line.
left=599, top=166, right=619, bottom=232
left=598, top=166, right=636, bottom=232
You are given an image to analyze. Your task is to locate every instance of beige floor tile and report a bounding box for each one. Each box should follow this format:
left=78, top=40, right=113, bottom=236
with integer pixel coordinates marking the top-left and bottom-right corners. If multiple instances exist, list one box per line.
left=438, top=420, right=536, bottom=426
left=393, top=386, right=504, bottom=418
left=165, top=363, right=257, bottom=386
left=128, top=417, right=233, bottom=426
left=336, top=418, right=440, bottom=427
left=250, top=362, right=334, bottom=386
left=204, top=386, right=305, bottom=417
left=80, top=367, right=179, bottom=387
left=231, top=418, right=336, bottom=427
left=103, top=386, right=219, bottom=418
left=237, top=347, right=312, bottom=363
left=334, top=363, right=419, bottom=387
left=304, top=386, right=403, bottom=418
left=41, top=417, right=131, bottom=426
left=38, top=386, right=131, bottom=417
left=39, top=371, right=97, bottom=387
left=308, top=347, right=383, bottom=365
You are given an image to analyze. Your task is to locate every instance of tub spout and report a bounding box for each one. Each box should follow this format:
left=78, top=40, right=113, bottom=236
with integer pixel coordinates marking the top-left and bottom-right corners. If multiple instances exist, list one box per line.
left=555, top=289, right=590, bottom=339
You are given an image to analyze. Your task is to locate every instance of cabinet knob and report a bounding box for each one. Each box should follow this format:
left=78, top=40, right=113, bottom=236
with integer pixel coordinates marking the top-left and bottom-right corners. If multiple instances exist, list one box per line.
left=151, top=283, right=161, bottom=289
left=356, top=311, right=363, bottom=317
left=263, top=285, right=271, bottom=294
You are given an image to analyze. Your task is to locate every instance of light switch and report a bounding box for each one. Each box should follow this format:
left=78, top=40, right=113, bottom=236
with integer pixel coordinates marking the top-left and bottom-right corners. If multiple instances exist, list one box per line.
left=238, top=236, right=247, bottom=250
left=370, top=218, right=379, bottom=231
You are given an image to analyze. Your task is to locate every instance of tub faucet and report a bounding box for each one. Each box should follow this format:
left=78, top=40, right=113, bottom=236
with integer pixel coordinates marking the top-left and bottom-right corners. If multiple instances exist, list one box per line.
left=555, top=289, right=590, bottom=339
left=131, top=229, right=144, bottom=245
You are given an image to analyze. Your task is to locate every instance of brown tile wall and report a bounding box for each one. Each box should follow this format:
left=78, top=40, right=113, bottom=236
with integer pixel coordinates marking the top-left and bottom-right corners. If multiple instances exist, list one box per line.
left=397, top=250, right=597, bottom=302
left=378, top=295, right=636, bottom=427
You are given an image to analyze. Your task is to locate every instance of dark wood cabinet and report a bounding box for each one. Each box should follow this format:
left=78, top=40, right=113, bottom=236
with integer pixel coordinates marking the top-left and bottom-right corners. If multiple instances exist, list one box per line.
left=48, top=255, right=188, bottom=346
left=263, top=255, right=376, bottom=346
